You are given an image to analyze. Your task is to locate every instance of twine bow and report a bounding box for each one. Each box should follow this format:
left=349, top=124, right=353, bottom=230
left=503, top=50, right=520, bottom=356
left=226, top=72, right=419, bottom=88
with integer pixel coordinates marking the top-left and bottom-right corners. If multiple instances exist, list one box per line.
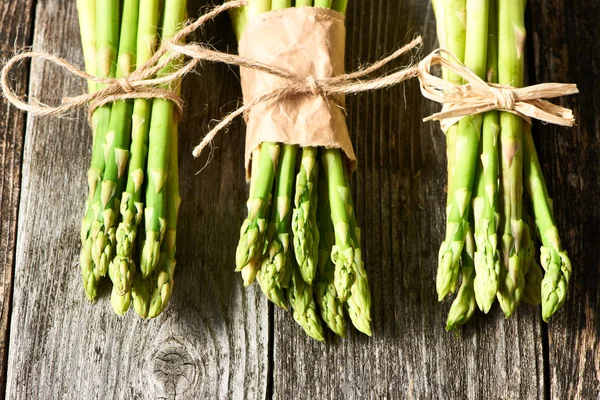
left=417, top=49, right=579, bottom=131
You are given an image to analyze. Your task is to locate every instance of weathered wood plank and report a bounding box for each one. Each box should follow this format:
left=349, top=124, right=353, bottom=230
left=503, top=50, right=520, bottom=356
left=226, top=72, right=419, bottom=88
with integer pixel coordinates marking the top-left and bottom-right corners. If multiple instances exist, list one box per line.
left=530, top=0, right=600, bottom=398
left=0, top=0, right=36, bottom=395
left=5, top=1, right=268, bottom=399
left=272, top=1, right=546, bottom=399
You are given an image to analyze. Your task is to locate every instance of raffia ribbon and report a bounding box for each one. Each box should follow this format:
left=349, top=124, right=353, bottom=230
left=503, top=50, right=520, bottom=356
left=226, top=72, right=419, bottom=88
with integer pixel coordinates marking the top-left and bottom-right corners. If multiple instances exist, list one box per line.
left=417, top=49, right=579, bottom=131
left=0, top=0, right=577, bottom=159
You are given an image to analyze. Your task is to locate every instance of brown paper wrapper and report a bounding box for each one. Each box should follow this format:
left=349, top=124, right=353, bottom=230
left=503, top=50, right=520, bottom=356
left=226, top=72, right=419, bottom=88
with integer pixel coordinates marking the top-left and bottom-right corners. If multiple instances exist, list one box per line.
left=239, top=6, right=355, bottom=177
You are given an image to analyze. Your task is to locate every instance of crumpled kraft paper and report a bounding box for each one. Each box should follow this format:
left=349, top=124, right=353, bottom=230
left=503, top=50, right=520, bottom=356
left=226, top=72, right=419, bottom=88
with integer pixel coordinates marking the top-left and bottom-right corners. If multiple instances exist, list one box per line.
left=239, top=6, right=356, bottom=177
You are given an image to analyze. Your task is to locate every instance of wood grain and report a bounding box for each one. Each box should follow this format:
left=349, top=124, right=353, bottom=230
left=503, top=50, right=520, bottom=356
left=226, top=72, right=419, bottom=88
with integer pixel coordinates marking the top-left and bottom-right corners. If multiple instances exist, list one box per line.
left=272, top=1, right=546, bottom=399
left=2, top=0, right=596, bottom=398
left=0, top=0, right=36, bottom=395
left=530, top=0, right=600, bottom=398
left=5, top=1, right=268, bottom=399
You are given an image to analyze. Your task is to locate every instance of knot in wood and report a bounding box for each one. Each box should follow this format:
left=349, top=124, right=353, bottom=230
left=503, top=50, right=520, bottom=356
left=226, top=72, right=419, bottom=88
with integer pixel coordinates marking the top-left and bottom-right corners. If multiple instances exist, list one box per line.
left=490, top=86, right=516, bottom=110
left=147, top=338, right=199, bottom=398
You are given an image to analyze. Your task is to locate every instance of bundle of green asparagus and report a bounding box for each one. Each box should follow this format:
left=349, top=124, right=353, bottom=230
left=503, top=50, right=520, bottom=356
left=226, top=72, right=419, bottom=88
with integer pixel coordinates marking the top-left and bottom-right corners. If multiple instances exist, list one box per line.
left=76, top=0, right=186, bottom=318
left=230, top=0, right=372, bottom=341
left=431, top=0, right=571, bottom=330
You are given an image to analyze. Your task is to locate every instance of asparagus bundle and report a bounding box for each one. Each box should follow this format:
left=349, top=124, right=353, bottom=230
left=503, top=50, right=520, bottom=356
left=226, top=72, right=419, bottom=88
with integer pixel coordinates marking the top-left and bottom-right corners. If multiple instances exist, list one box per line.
left=230, top=0, right=371, bottom=341
left=76, top=0, right=187, bottom=318
left=431, top=0, right=571, bottom=330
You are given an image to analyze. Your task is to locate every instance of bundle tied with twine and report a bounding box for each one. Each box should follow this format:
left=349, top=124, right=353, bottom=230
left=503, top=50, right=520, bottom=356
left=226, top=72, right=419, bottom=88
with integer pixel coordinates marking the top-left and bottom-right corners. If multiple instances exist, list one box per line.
left=0, top=0, right=578, bottom=165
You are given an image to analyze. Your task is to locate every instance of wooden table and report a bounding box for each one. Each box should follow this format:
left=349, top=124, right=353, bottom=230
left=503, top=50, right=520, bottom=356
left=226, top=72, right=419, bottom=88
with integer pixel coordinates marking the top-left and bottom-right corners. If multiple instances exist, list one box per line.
left=0, top=0, right=597, bottom=398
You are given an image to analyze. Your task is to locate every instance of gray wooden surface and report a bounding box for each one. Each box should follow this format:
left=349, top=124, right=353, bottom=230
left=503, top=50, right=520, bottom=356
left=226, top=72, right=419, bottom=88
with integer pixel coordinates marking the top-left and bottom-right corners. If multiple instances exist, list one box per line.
left=0, top=0, right=596, bottom=399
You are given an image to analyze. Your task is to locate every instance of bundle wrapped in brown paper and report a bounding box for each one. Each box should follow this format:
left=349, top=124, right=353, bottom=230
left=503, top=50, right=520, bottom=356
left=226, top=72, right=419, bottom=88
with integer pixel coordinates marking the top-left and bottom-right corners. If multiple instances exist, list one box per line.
left=238, top=7, right=354, bottom=176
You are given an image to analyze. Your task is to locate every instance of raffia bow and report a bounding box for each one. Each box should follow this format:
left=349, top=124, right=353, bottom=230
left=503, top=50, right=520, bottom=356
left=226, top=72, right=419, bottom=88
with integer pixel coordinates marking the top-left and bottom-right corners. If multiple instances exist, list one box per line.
left=417, top=49, right=579, bottom=131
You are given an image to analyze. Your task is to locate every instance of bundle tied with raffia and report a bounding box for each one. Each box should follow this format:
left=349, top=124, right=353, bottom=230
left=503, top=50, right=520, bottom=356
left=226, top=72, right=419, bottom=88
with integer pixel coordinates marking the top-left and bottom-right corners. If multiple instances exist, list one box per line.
left=416, top=49, right=578, bottom=130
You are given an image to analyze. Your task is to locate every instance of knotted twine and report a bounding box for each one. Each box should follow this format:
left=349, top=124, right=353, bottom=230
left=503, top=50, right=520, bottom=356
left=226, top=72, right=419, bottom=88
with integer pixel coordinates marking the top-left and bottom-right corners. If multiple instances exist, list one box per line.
left=0, top=0, right=578, bottom=162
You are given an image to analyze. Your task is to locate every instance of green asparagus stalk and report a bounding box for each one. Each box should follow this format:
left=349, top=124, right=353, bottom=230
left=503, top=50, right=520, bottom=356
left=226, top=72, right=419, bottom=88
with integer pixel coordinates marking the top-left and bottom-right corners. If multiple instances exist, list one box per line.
left=431, top=0, right=448, bottom=81
left=314, top=0, right=332, bottom=7
left=232, top=2, right=277, bottom=284
left=288, top=267, right=325, bottom=342
left=248, top=0, right=271, bottom=19
left=139, top=0, right=187, bottom=279
left=76, top=0, right=97, bottom=297
left=322, top=149, right=356, bottom=302
left=146, top=116, right=180, bottom=319
left=496, top=0, right=526, bottom=317
left=130, top=116, right=181, bottom=319
left=97, top=0, right=140, bottom=315
left=520, top=201, right=541, bottom=305
left=436, top=0, right=467, bottom=300
left=295, top=0, right=313, bottom=6
left=344, top=170, right=372, bottom=336
left=446, top=219, right=477, bottom=331
left=473, top=0, right=500, bottom=314
left=271, top=0, right=291, bottom=8
left=110, top=0, right=162, bottom=314
left=331, top=0, right=347, bottom=13
left=293, top=147, right=320, bottom=284
left=257, top=144, right=298, bottom=308
left=314, top=168, right=346, bottom=337
left=522, top=257, right=543, bottom=306
left=76, top=0, right=97, bottom=93
left=450, top=0, right=490, bottom=309
left=236, top=142, right=280, bottom=271
left=80, top=0, right=120, bottom=301
left=241, top=147, right=263, bottom=286
left=523, top=125, right=571, bottom=321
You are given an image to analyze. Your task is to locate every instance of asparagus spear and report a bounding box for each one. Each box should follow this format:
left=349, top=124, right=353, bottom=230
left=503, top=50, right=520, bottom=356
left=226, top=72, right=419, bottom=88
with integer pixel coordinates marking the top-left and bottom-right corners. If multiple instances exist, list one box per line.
left=446, top=219, right=477, bottom=331
left=520, top=201, right=541, bottom=305
left=76, top=0, right=97, bottom=297
left=111, top=0, right=162, bottom=314
left=523, top=125, right=571, bottom=321
left=288, top=267, right=325, bottom=342
left=97, top=0, right=140, bottom=315
left=293, top=147, right=320, bottom=284
left=76, top=0, right=97, bottom=94
left=241, top=147, right=263, bottom=286
left=344, top=170, right=372, bottom=336
left=331, top=0, right=347, bottom=13
left=272, top=0, right=291, bottom=8
left=449, top=0, right=490, bottom=313
left=314, top=168, right=346, bottom=337
left=146, top=116, right=180, bottom=319
left=130, top=117, right=181, bottom=319
left=257, top=144, right=298, bottom=308
left=80, top=0, right=120, bottom=300
left=322, top=149, right=356, bottom=302
left=133, top=0, right=187, bottom=316
left=236, top=142, right=280, bottom=271
left=295, top=0, right=313, bottom=6
left=314, top=0, right=332, bottom=7
left=139, top=0, right=187, bottom=279
left=473, top=0, right=500, bottom=314
left=436, top=0, right=467, bottom=300
left=496, top=0, right=526, bottom=317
